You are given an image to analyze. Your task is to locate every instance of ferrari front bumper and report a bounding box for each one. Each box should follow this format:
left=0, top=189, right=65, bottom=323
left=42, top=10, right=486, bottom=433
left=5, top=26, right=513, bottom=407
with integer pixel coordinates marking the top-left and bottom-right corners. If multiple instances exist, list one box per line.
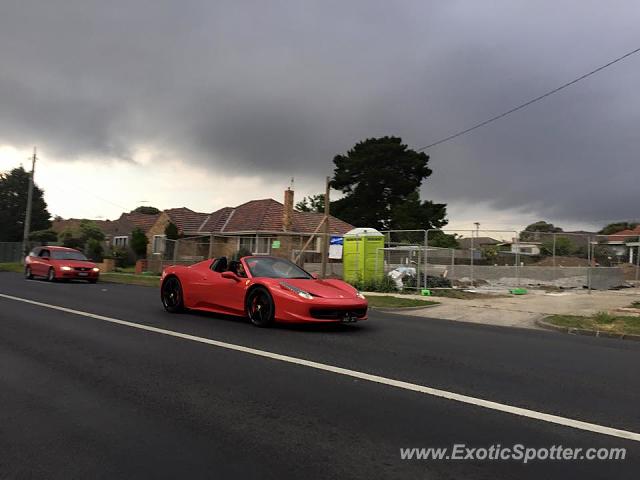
left=276, top=297, right=368, bottom=323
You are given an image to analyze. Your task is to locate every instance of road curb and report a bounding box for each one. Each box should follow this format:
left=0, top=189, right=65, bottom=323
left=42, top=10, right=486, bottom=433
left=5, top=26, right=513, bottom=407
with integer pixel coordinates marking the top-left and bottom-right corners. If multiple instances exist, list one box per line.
left=535, top=318, right=640, bottom=342
left=370, top=304, right=440, bottom=312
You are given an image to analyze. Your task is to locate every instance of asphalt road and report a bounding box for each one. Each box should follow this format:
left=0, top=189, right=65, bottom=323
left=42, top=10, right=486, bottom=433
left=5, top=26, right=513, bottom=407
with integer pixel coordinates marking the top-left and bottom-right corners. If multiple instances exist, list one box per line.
left=1, top=272, right=639, bottom=479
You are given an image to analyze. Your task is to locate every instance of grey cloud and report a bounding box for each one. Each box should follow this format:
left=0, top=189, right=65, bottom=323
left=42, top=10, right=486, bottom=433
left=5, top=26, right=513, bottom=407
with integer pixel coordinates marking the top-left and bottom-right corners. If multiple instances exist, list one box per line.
left=1, top=0, right=639, bottom=226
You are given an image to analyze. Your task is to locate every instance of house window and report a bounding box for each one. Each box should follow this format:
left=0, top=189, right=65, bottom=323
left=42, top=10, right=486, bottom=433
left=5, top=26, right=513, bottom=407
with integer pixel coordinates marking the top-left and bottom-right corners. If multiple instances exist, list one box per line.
left=113, top=236, right=128, bottom=248
left=238, top=237, right=271, bottom=255
left=153, top=235, right=166, bottom=254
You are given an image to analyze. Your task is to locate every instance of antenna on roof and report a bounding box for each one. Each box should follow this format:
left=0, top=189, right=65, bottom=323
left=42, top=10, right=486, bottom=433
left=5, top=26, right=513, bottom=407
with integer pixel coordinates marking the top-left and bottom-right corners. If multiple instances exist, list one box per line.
left=289, top=177, right=295, bottom=190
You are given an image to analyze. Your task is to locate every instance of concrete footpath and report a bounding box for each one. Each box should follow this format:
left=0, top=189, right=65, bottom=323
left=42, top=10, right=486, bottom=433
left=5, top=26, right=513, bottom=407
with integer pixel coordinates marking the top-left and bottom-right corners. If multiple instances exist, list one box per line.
left=364, top=288, right=640, bottom=330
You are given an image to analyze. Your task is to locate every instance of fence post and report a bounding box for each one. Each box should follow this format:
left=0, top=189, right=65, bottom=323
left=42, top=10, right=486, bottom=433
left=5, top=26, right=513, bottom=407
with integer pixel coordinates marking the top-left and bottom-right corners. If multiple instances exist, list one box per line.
left=450, top=247, right=455, bottom=277
left=470, top=233, right=474, bottom=286
left=587, top=236, right=592, bottom=294
left=423, top=230, right=429, bottom=290
left=636, top=235, right=640, bottom=286
left=515, top=234, right=521, bottom=286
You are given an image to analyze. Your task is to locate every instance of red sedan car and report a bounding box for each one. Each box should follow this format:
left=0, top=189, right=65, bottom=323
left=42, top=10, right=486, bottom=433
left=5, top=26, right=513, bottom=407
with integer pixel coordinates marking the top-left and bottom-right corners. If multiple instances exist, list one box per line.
left=161, top=256, right=368, bottom=327
left=25, top=246, right=100, bottom=283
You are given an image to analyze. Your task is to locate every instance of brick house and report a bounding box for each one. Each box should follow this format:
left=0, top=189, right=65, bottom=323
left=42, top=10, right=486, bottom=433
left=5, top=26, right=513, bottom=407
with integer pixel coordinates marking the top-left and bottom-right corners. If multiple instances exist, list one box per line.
left=148, top=189, right=353, bottom=261
left=606, top=226, right=640, bottom=264
left=51, top=212, right=159, bottom=254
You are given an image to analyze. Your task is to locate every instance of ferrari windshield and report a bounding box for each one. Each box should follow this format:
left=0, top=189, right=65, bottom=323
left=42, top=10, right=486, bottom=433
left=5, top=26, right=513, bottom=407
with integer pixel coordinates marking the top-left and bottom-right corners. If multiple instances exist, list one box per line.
left=51, top=250, right=89, bottom=261
left=245, top=257, right=312, bottom=279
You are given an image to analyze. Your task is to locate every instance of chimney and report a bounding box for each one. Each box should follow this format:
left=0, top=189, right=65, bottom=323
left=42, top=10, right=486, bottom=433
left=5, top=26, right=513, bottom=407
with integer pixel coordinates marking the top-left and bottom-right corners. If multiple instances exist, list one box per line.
left=283, top=188, right=294, bottom=231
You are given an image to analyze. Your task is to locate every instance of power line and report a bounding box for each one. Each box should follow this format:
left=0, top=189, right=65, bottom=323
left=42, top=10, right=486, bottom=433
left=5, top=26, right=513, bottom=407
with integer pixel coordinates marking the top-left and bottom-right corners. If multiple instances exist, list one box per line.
left=417, top=46, right=640, bottom=151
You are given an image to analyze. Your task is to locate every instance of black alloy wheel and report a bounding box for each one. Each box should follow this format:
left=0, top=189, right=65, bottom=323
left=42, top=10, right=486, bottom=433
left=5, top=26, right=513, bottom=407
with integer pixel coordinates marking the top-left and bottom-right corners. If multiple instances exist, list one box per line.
left=246, top=287, right=275, bottom=327
left=161, top=276, right=184, bottom=313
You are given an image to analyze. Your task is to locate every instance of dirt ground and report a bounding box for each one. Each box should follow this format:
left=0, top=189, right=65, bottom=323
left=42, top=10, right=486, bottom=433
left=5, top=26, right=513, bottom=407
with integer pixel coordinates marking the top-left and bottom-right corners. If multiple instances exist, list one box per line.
left=365, top=286, right=640, bottom=330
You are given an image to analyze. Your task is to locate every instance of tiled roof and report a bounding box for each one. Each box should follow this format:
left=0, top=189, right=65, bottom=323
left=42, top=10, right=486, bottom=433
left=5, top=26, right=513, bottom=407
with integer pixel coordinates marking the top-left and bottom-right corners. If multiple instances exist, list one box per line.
left=165, top=207, right=210, bottom=234
left=192, top=198, right=353, bottom=235
left=52, top=216, right=149, bottom=237
left=608, top=226, right=640, bottom=242
left=119, top=212, right=160, bottom=232
left=292, top=210, right=353, bottom=235
left=458, top=237, right=501, bottom=249
left=199, top=207, right=234, bottom=232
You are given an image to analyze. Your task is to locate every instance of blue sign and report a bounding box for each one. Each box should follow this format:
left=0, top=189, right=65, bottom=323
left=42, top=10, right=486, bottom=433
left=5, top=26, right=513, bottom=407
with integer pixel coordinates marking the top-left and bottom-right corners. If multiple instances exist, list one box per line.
left=330, top=236, right=343, bottom=245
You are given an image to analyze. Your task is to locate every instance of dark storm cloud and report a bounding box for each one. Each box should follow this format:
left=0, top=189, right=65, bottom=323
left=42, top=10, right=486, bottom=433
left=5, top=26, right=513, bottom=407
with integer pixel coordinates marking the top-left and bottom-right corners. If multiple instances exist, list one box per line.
left=1, top=0, right=639, bottom=226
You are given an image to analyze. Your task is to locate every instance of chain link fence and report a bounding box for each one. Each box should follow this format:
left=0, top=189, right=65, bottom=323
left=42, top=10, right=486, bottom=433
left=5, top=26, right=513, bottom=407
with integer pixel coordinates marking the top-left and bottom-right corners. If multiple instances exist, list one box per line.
left=144, top=232, right=342, bottom=275
left=0, top=242, right=24, bottom=263
left=375, top=229, right=638, bottom=292
left=137, top=229, right=639, bottom=291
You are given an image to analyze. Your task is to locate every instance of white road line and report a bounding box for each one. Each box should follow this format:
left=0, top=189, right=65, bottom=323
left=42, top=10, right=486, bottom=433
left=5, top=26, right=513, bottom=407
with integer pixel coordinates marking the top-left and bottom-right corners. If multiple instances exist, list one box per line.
left=2, top=292, right=639, bottom=443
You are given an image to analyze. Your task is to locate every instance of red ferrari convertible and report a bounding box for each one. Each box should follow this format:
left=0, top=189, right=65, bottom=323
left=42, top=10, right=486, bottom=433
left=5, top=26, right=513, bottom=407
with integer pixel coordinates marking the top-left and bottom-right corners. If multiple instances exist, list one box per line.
left=160, top=256, right=368, bottom=327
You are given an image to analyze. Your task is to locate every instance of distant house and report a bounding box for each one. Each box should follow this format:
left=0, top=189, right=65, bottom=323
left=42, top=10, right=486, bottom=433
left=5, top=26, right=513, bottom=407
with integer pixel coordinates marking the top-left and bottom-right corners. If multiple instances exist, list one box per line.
left=147, top=189, right=353, bottom=261
left=457, top=237, right=501, bottom=250
left=497, top=240, right=542, bottom=256
left=606, top=226, right=640, bottom=264
left=51, top=212, right=160, bottom=252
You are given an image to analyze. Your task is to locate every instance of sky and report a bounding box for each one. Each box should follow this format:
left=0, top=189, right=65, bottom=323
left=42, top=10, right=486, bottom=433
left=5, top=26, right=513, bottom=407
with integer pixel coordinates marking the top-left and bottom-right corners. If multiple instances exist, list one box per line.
left=1, top=0, right=639, bottom=236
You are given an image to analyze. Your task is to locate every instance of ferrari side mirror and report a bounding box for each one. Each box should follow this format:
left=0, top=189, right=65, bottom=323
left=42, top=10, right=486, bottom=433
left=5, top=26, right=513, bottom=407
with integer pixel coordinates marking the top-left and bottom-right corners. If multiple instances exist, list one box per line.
left=311, top=273, right=319, bottom=279
left=221, top=271, right=240, bottom=281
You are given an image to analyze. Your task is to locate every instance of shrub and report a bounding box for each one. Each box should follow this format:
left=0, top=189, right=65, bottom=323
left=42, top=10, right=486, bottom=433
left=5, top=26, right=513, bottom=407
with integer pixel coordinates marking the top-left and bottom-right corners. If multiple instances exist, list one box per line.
left=594, top=311, right=615, bottom=324
left=130, top=228, right=148, bottom=259
left=86, top=238, right=104, bottom=262
left=110, top=247, right=133, bottom=268
left=351, top=276, right=398, bottom=293
left=425, top=275, right=452, bottom=288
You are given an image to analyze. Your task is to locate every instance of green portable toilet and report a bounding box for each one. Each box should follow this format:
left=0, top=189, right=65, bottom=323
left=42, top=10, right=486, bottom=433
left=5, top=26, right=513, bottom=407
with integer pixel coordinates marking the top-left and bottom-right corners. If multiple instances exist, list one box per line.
left=342, top=228, right=385, bottom=284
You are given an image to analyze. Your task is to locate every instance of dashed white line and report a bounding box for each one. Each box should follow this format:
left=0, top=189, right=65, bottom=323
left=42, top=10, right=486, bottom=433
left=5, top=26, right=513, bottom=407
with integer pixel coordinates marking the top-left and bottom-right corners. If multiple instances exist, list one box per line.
left=1, top=291, right=639, bottom=443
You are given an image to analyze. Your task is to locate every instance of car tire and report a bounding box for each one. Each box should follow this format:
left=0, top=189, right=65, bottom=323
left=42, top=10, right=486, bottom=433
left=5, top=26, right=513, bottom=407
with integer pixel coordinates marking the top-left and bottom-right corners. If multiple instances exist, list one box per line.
left=47, top=268, right=56, bottom=282
left=25, top=266, right=33, bottom=280
left=246, top=287, right=275, bottom=327
left=161, top=276, right=184, bottom=313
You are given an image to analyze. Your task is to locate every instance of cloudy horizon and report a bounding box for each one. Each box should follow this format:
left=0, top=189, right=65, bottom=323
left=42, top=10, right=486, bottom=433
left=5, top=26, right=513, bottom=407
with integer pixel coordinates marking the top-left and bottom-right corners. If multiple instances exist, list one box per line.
left=1, top=0, right=639, bottom=235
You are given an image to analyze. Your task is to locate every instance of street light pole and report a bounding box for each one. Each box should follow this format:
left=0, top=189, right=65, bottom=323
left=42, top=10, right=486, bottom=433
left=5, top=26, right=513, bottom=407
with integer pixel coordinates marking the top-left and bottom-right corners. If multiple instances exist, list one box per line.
left=22, top=147, right=37, bottom=257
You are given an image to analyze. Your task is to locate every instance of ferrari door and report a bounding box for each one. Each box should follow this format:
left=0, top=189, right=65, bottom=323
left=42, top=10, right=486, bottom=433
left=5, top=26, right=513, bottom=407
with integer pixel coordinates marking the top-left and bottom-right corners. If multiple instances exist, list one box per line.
left=188, top=263, right=244, bottom=315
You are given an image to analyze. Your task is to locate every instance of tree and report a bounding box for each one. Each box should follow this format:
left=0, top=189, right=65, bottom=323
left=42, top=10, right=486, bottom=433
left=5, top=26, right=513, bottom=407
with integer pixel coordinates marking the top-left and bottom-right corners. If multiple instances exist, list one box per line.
left=599, top=221, right=638, bottom=235
left=164, top=222, right=179, bottom=240
left=541, top=236, right=576, bottom=256
left=330, top=136, right=447, bottom=231
left=132, top=206, right=161, bottom=215
left=79, top=220, right=105, bottom=245
left=130, top=228, right=149, bottom=259
left=520, top=221, right=563, bottom=241
left=295, top=194, right=325, bottom=213
left=429, top=230, right=459, bottom=248
left=0, top=166, right=51, bottom=241
left=86, top=238, right=104, bottom=261
left=59, top=233, right=83, bottom=249
left=29, top=229, right=58, bottom=244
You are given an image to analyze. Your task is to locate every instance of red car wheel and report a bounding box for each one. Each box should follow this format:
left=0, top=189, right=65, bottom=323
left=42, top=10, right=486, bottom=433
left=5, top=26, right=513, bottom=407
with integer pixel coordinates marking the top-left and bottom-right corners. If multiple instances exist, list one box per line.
left=246, top=287, right=274, bottom=327
left=161, top=276, right=184, bottom=313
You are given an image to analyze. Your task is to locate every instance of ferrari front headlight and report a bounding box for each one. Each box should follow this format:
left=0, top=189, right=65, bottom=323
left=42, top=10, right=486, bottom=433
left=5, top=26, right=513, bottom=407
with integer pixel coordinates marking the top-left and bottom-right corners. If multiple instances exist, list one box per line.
left=92, top=267, right=100, bottom=272
left=356, top=292, right=366, bottom=299
left=280, top=281, right=313, bottom=299
left=61, top=266, right=72, bottom=271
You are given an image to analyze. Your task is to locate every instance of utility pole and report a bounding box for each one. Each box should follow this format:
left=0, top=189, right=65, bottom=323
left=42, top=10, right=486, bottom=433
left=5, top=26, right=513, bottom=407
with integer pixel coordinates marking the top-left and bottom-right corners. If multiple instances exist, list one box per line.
left=22, top=147, right=37, bottom=257
left=320, top=176, right=331, bottom=278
